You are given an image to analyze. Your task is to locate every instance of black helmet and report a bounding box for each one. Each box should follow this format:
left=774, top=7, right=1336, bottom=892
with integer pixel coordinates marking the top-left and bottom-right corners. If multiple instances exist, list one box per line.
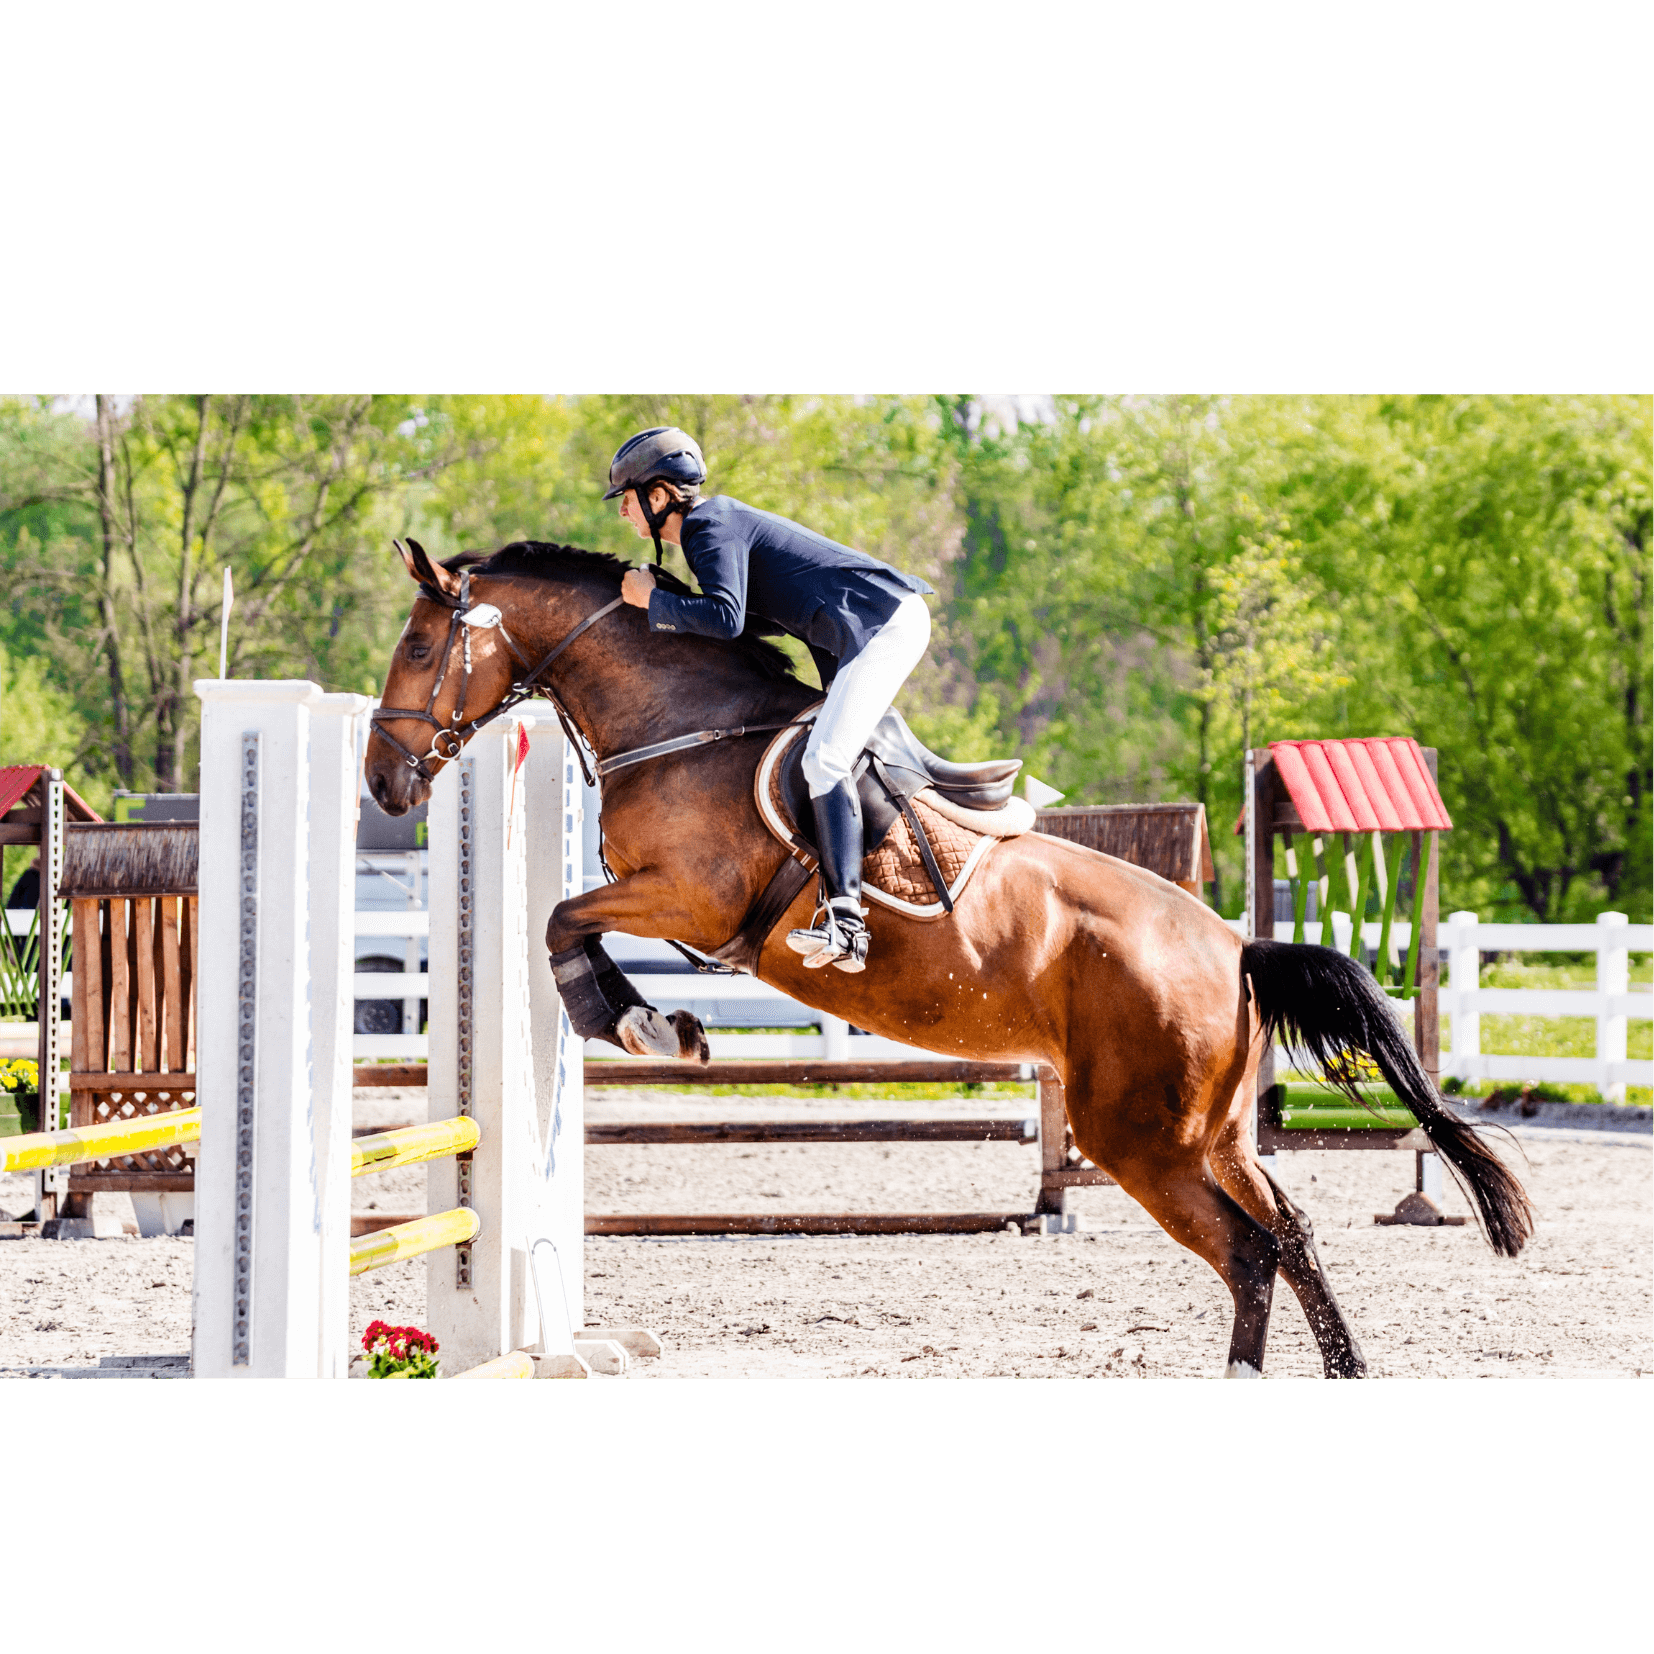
left=603, top=426, right=707, bottom=565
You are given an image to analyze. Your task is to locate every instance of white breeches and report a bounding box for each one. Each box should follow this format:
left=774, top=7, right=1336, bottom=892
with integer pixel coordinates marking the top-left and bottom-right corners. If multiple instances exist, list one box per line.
left=800, top=593, right=932, bottom=797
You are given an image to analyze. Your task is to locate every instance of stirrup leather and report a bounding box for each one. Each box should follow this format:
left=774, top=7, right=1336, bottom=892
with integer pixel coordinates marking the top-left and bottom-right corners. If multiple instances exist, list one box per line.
left=785, top=900, right=870, bottom=973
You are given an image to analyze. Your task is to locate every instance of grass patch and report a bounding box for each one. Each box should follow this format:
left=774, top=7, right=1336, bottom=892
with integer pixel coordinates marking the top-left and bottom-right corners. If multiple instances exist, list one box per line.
left=581, top=1079, right=1037, bottom=1102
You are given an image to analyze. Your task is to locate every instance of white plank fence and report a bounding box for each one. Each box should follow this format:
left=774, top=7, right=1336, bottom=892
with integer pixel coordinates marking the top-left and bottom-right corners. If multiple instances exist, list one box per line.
left=1438, top=911, right=1652, bottom=1101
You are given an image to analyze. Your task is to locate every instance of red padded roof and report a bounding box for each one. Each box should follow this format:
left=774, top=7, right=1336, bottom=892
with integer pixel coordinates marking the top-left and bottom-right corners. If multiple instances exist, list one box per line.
left=1268, top=739, right=1451, bottom=833
left=0, top=765, right=102, bottom=823
left=0, top=767, right=39, bottom=817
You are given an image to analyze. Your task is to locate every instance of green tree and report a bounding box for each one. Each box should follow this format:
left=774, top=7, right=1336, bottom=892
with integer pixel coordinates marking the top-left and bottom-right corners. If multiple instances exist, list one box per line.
left=0, top=395, right=484, bottom=794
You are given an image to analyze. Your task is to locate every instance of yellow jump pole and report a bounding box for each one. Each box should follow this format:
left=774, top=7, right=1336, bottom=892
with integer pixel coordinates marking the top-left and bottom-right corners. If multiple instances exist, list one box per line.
left=1, top=1106, right=202, bottom=1174
left=449, top=1349, right=535, bottom=1380
left=349, top=1207, right=481, bottom=1277
left=351, top=1116, right=480, bottom=1177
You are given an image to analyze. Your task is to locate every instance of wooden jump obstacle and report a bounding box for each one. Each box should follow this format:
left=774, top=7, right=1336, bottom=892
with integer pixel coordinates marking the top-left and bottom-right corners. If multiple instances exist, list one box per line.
left=54, top=821, right=200, bottom=1238
left=1243, top=738, right=1465, bottom=1226
left=1035, top=800, right=1214, bottom=896
left=584, top=1057, right=1108, bottom=1235
left=354, top=1055, right=1117, bottom=1236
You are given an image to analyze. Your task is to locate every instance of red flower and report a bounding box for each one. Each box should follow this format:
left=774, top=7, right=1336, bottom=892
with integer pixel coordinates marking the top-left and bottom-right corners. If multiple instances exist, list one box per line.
left=361, top=1319, right=438, bottom=1358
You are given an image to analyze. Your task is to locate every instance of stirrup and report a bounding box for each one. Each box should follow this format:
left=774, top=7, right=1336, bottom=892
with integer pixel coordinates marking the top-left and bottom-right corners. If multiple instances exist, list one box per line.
left=785, top=902, right=870, bottom=974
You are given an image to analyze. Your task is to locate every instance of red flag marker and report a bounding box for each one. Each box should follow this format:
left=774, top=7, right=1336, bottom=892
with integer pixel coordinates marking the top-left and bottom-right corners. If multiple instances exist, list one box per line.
left=507, top=724, right=530, bottom=846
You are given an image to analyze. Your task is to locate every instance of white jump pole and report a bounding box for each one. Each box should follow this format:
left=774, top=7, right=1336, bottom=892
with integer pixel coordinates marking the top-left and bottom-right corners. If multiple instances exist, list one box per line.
left=310, top=691, right=370, bottom=1375
left=523, top=712, right=586, bottom=1357
left=425, top=712, right=584, bottom=1373
left=192, top=680, right=367, bottom=1379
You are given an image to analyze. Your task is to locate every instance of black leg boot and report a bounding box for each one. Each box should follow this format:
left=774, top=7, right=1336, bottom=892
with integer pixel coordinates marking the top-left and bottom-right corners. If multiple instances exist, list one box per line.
left=786, top=778, right=870, bottom=973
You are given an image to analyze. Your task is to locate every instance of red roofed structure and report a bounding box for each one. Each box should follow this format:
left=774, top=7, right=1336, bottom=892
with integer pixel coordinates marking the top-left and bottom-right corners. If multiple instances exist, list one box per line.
left=1268, top=738, right=1451, bottom=834
left=1242, top=738, right=1450, bottom=1181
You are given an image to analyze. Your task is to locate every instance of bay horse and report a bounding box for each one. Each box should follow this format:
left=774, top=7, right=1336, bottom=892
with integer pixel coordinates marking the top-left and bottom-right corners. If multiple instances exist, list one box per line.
left=365, top=538, right=1533, bottom=1378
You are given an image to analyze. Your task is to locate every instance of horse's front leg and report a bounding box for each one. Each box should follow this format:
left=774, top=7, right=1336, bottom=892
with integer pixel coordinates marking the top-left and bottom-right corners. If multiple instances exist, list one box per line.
left=545, top=874, right=713, bottom=1062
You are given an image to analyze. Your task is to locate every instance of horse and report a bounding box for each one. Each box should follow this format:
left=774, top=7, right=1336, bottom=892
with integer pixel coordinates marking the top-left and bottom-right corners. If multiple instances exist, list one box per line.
left=364, top=536, right=1534, bottom=1378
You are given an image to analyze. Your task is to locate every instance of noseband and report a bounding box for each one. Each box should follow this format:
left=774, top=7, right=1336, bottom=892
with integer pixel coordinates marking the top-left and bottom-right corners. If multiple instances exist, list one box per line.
left=370, top=569, right=624, bottom=783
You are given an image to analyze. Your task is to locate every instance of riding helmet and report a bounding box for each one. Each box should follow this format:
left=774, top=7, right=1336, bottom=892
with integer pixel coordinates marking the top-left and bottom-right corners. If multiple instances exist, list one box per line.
left=602, top=426, right=706, bottom=501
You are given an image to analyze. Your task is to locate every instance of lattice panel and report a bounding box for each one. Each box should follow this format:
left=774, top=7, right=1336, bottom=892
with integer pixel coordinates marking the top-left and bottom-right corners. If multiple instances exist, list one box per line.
left=72, top=1085, right=197, bottom=1179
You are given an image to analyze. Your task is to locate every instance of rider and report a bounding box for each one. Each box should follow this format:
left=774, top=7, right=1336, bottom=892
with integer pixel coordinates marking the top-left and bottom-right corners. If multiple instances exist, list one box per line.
left=607, top=425, right=934, bottom=973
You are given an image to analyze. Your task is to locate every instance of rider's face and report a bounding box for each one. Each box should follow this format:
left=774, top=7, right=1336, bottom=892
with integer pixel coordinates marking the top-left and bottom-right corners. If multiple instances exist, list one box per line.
left=619, top=487, right=666, bottom=539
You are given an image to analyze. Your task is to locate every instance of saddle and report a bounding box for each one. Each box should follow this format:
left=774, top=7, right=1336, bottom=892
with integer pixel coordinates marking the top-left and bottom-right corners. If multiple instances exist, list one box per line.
left=778, top=705, right=1023, bottom=853
left=709, top=706, right=1035, bottom=971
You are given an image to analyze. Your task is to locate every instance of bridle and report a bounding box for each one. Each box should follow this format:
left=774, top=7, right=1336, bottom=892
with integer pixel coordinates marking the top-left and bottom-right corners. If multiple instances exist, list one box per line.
left=369, top=565, right=624, bottom=784
left=370, top=556, right=807, bottom=802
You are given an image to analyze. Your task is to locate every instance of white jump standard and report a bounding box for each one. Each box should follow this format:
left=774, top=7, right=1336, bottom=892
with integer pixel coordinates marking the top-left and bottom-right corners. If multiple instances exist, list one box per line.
left=189, top=679, right=587, bottom=1379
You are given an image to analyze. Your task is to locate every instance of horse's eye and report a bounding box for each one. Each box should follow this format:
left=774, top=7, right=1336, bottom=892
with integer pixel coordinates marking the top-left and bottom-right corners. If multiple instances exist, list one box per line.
left=405, top=639, right=431, bottom=663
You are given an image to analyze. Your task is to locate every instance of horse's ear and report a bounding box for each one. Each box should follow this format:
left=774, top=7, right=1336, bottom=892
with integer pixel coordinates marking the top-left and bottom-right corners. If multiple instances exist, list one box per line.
left=393, top=537, right=461, bottom=600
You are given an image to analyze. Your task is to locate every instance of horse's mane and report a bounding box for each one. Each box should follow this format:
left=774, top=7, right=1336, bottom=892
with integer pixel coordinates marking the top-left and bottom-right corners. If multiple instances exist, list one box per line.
left=444, top=540, right=801, bottom=683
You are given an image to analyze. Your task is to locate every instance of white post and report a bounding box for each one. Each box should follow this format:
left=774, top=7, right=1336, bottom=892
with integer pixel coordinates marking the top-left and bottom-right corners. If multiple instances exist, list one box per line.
left=426, top=720, right=540, bottom=1374
left=523, top=713, right=585, bottom=1355
left=193, top=681, right=328, bottom=1379
left=402, top=846, right=422, bottom=1037
left=1447, top=911, right=1480, bottom=1087
left=1597, top=911, right=1629, bottom=1104
left=310, top=692, right=369, bottom=1377
left=822, top=1016, right=851, bottom=1059
left=1418, top=1149, right=1443, bottom=1201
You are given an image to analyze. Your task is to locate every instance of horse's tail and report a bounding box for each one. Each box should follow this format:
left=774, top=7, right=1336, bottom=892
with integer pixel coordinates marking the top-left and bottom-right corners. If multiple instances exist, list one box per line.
left=1241, top=937, right=1533, bottom=1257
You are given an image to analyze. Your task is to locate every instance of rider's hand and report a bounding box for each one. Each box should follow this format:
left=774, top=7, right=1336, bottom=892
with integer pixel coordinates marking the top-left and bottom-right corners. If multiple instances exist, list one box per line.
left=621, top=566, right=656, bottom=609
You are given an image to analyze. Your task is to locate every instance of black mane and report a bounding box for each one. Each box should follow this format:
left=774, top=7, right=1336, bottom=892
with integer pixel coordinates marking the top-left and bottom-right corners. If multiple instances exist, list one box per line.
left=444, top=540, right=800, bottom=683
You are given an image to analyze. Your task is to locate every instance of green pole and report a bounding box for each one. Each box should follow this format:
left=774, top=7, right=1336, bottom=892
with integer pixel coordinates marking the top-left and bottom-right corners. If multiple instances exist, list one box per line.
left=1346, top=832, right=1372, bottom=963
left=1399, top=830, right=1432, bottom=999
left=1312, top=836, right=1330, bottom=943
left=1287, top=831, right=1310, bottom=944
left=1374, top=832, right=1407, bottom=986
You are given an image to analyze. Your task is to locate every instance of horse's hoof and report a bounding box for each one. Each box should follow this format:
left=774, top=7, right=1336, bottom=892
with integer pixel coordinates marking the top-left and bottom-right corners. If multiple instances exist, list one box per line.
left=668, top=1009, right=711, bottom=1063
left=615, top=1005, right=679, bottom=1059
left=1222, top=1359, right=1263, bottom=1379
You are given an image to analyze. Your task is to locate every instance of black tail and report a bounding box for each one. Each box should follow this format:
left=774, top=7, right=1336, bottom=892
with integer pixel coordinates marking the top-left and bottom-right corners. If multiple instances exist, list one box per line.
left=1242, top=938, right=1533, bottom=1257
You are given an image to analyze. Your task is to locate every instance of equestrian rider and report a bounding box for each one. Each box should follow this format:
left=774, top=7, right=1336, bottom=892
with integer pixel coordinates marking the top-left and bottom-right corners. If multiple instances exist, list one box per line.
left=607, top=426, right=933, bottom=974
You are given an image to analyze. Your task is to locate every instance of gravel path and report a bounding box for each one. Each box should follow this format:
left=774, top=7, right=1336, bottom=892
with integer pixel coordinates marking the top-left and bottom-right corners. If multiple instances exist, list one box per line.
left=2, top=1087, right=1647, bottom=1378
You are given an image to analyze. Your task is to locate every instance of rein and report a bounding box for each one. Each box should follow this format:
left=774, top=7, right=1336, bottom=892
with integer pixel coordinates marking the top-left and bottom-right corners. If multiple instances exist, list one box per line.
left=595, top=718, right=811, bottom=779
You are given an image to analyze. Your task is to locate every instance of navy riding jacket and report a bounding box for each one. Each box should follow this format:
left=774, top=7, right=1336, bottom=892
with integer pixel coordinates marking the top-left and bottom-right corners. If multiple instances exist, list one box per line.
left=645, top=495, right=932, bottom=680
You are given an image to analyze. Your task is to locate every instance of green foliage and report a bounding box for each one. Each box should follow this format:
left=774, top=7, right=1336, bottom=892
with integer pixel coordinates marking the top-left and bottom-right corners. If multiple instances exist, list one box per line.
left=0, top=393, right=1645, bottom=925
left=0, top=1059, right=38, bottom=1094
left=939, top=394, right=1650, bottom=920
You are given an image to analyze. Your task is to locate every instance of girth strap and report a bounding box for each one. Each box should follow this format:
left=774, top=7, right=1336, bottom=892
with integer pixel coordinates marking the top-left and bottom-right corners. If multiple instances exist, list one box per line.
left=872, top=755, right=955, bottom=914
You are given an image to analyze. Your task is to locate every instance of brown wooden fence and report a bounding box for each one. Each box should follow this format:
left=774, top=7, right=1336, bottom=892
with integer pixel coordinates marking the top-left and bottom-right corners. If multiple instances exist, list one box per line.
left=61, top=824, right=199, bottom=1198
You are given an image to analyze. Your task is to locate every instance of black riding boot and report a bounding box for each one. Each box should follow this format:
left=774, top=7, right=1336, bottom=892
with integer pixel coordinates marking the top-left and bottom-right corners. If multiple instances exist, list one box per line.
left=786, top=778, right=870, bottom=973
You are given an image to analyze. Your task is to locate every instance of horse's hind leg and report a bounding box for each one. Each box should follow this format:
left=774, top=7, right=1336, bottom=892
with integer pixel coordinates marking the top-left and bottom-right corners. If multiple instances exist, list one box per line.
left=1209, top=1123, right=1366, bottom=1378
left=1101, top=1149, right=1282, bottom=1378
